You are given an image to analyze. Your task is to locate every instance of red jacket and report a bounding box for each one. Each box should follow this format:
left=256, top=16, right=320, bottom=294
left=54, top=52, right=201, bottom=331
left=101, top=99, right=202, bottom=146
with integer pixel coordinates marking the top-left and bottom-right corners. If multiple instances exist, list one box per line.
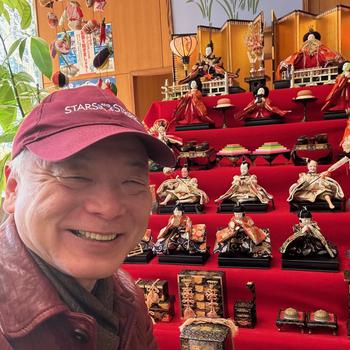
left=0, top=216, right=158, bottom=350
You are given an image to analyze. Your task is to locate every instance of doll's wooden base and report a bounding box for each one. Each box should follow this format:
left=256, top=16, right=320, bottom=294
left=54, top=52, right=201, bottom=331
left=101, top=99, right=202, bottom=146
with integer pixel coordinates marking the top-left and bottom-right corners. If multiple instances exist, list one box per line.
left=276, top=309, right=306, bottom=333
left=218, top=200, right=268, bottom=213
left=281, top=255, right=339, bottom=272
left=323, top=110, right=348, bottom=120
left=157, top=203, right=204, bottom=214
left=273, top=79, right=291, bottom=89
left=289, top=199, right=344, bottom=212
left=244, top=116, right=284, bottom=127
left=228, top=86, right=246, bottom=94
left=218, top=254, right=271, bottom=268
left=158, top=250, right=210, bottom=265
left=175, top=123, right=214, bottom=131
left=306, top=312, right=338, bottom=335
left=124, top=250, right=155, bottom=264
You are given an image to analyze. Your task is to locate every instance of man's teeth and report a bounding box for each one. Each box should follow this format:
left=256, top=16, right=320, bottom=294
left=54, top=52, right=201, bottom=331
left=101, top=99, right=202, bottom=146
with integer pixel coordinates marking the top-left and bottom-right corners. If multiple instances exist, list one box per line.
left=74, top=230, right=117, bottom=241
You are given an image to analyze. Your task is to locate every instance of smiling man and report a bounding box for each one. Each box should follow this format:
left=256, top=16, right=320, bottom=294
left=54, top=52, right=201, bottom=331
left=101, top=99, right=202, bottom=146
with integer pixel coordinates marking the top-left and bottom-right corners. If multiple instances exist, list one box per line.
left=0, top=86, right=175, bottom=350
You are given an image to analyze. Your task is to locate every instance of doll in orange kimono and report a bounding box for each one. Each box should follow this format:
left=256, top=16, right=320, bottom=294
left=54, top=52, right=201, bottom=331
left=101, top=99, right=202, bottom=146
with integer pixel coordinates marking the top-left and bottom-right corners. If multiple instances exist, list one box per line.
left=170, top=79, right=214, bottom=126
left=322, top=62, right=350, bottom=113
left=235, top=86, right=290, bottom=121
left=279, top=29, right=343, bottom=77
left=341, top=117, right=350, bottom=155
left=214, top=205, right=271, bottom=258
left=153, top=206, right=207, bottom=255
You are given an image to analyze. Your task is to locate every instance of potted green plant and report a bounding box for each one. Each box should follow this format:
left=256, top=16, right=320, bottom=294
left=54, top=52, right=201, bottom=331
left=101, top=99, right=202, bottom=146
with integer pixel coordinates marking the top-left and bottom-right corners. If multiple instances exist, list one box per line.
left=0, top=0, right=52, bottom=194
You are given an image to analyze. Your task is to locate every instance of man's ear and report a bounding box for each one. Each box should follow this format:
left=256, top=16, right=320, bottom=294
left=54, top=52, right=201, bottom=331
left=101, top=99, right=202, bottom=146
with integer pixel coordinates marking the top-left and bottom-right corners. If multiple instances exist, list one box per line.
left=3, top=165, right=18, bottom=214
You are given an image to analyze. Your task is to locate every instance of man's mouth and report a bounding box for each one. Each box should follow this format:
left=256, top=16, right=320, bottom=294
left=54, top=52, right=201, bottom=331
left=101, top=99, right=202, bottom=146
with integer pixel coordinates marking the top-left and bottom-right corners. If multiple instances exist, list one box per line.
left=70, top=230, right=118, bottom=242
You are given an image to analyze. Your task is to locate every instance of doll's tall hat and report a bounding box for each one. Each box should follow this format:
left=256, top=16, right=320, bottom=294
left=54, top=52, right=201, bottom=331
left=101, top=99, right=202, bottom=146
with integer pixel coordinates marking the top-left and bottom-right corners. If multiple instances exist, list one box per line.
left=303, top=27, right=321, bottom=42
left=298, top=206, right=312, bottom=219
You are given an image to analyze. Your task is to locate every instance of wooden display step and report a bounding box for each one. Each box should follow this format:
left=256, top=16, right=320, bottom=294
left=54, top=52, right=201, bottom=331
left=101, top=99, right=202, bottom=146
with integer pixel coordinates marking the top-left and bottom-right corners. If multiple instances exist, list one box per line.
left=218, top=254, right=271, bottom=268
left=281, top=256, right=339, bottom=272
left=157, top=250, right=210, bottom=265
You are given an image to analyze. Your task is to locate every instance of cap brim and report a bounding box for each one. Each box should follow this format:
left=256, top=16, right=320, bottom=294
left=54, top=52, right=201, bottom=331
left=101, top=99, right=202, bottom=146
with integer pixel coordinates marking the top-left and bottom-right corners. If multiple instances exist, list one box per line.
left=26, top=124, right=176, bottom=167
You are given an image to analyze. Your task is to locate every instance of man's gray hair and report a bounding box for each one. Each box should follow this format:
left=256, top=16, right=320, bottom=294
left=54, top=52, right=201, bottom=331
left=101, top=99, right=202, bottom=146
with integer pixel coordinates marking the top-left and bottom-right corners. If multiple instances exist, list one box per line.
left=9, top=149, right=47, bottom=179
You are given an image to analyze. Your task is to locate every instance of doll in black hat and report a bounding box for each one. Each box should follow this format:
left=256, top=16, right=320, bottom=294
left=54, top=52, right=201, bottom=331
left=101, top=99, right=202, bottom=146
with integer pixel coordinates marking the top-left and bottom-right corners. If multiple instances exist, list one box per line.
left=153, top=204, right=207, bottom=255
left=279, top=27, right=343, bottom=76
left=178, top=40, right=239, bottom=85
left=235, top=86, right=290, bottom=121
left=280, top=207, right=337, bottom=259
left=214, top=204, right=271, bottom=258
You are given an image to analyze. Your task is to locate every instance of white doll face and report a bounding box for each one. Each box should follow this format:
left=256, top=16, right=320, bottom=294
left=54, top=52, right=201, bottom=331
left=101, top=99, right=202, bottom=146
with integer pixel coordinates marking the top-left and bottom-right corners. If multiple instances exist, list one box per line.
left=343, top=62, right=350, bottom=73
left=174, top=207, right=183, bottom=217
left=342, top=136, right=350, bottom=153
left=233, top=212, right=244, bottom=219
left=240, top=163, right=249, bottom=176
left=257, top=87, right=265, bottom=96
left=307, top=160, right=318, bottom=173
left=190, top=80, right=197, bottom=89
left=300, top=217, right=311, bottom=224
left=205, top=46, right=212, bottom=56
left=181, top=167, right=189, bottom=178
left=158, top=126, right=166, bottom=136
left=307, top=33, right=316, bottom=41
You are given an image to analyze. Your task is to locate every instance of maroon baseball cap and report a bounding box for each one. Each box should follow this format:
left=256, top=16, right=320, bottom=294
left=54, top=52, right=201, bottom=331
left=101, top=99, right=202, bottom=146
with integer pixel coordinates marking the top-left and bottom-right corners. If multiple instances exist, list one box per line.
left=12, top=86, right=176, bottom=166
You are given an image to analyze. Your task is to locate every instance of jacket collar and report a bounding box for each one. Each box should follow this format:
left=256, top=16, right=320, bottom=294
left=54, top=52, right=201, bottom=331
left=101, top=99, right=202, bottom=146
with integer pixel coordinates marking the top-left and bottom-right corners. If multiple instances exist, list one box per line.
left=0, top=216, right=137, bottom=339
left=0, top=216, right=69, bottom=338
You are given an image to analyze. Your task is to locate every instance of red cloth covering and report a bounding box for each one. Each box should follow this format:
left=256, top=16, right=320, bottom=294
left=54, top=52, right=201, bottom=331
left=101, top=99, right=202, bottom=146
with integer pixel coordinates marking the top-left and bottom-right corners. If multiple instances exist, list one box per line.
left=144, top=84, right=334, bottom=130
left=322, top=74, right=350, bottom=112
left=124, top=85, right=350, bottom=350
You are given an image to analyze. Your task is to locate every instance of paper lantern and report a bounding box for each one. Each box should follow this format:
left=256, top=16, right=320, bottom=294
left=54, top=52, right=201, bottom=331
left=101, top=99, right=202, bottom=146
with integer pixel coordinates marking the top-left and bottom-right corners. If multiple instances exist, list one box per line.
left=170, top=35, right=197, bottom=76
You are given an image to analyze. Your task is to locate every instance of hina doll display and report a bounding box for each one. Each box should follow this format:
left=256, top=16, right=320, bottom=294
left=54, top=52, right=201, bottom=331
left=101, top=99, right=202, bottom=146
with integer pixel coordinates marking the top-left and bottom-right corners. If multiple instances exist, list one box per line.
left=235, top=86, right=290, bottom=124
left=280, top=208, right=338, bottom=271
left=321, top=61, right=350, bottom=116
left=157, top=167, right=209, bottom=212
left=214, top=205, right=271, bottom=267
left=287, top=159, right=344, bottom=210
left=279, top=28, right=343, bottom=77
left=179, top=40, right=239, bottom=85
left=153, top=206, right=208, bottom=263
left=125, top=229, right=155, bottom=263
left=149, top=119, right=183, bottom=150
left=148, top=119, right=182, bottom=171
left=170, top=79, right=214, bottom=129
left=215, top=162, right=273, bottom=212
left=341, top=117, right=350, bottom=155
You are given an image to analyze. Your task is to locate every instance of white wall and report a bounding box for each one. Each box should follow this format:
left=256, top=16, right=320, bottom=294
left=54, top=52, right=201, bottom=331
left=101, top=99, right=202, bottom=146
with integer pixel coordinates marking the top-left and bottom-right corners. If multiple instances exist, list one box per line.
left=172, top=0, right=303, bottom=33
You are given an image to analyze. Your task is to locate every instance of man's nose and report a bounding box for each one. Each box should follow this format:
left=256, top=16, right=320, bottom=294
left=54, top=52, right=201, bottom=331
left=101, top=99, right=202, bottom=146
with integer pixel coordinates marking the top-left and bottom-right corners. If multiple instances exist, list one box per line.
left=84, top=186, right=126, bottom=220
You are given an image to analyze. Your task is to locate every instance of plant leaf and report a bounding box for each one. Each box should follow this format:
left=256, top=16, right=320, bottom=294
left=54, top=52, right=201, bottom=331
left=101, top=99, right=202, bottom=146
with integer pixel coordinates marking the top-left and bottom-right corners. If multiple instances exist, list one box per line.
left=0, top=81, right=16, bottom=105
left=0, top=106, right=17, bottom=131
left=0, top=65, right=10, bottom=80
left=30, top=37, right=52, bottom=79
left=3, top=0, right=32, bottom=29
left=14, top=71, right=35, bottom=84
left=0, top=129, right=17, bottom=143
left=0, top=2, right=10, bottom=24
left=18, top=38, right=27, bottom=60
left=7, top=38, right=22, bottom=59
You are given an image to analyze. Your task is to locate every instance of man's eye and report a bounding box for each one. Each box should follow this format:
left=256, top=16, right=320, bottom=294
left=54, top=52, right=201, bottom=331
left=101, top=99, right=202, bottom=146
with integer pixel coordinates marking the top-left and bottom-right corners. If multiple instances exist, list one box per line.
left=122, top=180, right=147, bottom=194
left=56, top=176, right=92, bottom=188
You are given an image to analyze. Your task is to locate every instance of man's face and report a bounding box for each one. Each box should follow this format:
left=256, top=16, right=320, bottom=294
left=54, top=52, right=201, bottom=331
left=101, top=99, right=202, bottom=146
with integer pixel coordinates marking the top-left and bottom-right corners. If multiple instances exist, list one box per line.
left=5, top=135, right=152, bottom=288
